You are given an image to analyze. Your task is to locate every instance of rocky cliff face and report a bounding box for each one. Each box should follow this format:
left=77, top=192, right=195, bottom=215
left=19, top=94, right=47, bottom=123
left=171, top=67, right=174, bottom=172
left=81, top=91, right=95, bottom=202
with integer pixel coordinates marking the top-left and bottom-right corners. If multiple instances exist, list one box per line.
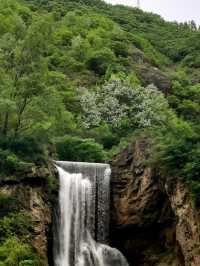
left=1, top=141, right=199, bottom=266
left=110, top=139, right=200, bottom=266
left=0, top=165, right=56, bottom=265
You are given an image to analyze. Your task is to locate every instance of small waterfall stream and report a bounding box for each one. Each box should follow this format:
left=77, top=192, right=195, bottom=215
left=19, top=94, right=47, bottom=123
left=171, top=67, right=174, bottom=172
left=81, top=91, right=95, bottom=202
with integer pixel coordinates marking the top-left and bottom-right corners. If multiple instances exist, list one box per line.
left=54, top=161, right=128, bottom=266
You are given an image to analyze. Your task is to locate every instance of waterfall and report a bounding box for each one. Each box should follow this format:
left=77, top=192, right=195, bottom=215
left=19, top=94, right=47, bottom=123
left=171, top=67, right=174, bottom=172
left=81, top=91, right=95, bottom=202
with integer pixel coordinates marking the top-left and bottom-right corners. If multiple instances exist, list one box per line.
left=54, top=161, right=129, bottom=266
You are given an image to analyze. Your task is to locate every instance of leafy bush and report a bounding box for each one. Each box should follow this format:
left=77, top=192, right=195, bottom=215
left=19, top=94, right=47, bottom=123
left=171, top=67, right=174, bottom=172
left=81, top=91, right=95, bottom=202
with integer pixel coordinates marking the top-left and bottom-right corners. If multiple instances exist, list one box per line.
left=131, top=34, right=170, bottom=66
left=0, top=194, right=18, bottom=218
left=151, top=117, right=200, bottom=206
left=0, top=136, right=46, bottom=163
left=0, top=237, right=41, bottom=266
left=87, top=123, right=119, bottom=149
left=87, top=48, right=116, bottom=75
left=152, top=118, right=195, bottom=173
left=55, top=136, right=107, bottom=162
left=0, top=149, right=31, bottom=175
left=0, top=212, right=33, bottom=242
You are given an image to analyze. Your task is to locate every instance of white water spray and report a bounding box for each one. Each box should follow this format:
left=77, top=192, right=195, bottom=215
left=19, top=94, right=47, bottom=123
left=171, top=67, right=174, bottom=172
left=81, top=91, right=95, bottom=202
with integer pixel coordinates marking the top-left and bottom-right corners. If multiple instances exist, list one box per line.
left=54, top=161, right=128, bottom=266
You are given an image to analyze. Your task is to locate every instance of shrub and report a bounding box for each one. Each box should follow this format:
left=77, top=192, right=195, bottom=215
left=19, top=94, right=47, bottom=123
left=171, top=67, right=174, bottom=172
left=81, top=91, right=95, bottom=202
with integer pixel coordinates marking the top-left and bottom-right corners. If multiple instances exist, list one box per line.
left=0, top=135, right=46, bottom=163
left=0, top=212, right=34, bottom=242
left=151, top=117, right=200, bottom=207
left=87, top=48, right=115, bottom=75
left=87, top=123, right=119, bottom=149
left=0, top=194, right=18, bottom=218
left=6, top=137, right=45, bottom=162
left=131, top=34, right=170, bottom=66
left=0, top=149, right=31, bottom=175
left=55, top=136, right=107, bottom=162
left=0, top=237, right=41, bottom=266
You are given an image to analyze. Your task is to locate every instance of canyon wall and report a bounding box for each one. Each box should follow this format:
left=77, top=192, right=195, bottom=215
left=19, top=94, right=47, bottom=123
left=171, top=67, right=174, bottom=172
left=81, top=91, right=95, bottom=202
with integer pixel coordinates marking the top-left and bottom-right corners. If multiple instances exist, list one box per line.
left=1, top=141, right=200, bottom=266
left=110, top=139, right=200, bottom=266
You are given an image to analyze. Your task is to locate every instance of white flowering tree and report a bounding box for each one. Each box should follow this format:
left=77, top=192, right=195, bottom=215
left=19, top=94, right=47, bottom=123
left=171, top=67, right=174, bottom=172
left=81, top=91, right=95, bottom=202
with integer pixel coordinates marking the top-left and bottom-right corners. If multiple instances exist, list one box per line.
left=80, top=78, right=171, bottom=129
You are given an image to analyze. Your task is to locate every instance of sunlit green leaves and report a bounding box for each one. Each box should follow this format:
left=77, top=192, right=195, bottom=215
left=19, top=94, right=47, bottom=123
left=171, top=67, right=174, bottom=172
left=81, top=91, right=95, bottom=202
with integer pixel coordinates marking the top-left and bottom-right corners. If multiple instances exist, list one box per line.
left=0, top=237, right=41, bottom=266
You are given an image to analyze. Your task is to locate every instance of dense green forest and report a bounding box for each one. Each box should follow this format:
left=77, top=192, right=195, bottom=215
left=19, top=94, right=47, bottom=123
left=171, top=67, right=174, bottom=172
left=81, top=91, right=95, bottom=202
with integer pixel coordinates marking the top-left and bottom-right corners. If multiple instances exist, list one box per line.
left=0, top=0, right=200, bottom=264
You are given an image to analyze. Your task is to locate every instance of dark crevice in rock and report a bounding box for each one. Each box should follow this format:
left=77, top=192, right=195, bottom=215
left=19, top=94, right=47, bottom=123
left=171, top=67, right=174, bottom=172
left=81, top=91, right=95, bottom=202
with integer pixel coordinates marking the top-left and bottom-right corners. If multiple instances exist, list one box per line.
left=110, top=193, right=179, bottom=265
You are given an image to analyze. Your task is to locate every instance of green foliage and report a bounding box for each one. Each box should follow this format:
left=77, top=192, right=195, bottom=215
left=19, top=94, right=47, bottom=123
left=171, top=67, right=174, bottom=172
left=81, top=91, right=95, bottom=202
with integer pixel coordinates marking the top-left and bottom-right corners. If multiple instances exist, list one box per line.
left=55, top=136, right=107, bottom=162
left=0, top=149, right=31, bottom=175
left=104, top=4, right=200, bottom=65
left=0, top=0, right=199, bottom=221
left=131, top=34, right=170, bottom=66
left=87, top=48, right=116, bottom=75
left=47, top=175, right=59, bottom=200
left=0, top=194, right=18, bottom=218
left=168, top=82, right=200, bottom=123
left=86, top=123, right=119, bottom=149
left=0, top=135, right=49, bottom=163
left=0, top=0, right=200, bottom=261
left=0, top=213, right=33, bottom=242
left=0, top=237, right=41, bottom=266
left=0, top=0, right=198, bottom=158
left=152, top=118, right=195, bottom=173
left=0, top=211, right=40, bottom=265
left=189, top=181, right=200, bottom=207
left=151, top=116, right=200, bottom=206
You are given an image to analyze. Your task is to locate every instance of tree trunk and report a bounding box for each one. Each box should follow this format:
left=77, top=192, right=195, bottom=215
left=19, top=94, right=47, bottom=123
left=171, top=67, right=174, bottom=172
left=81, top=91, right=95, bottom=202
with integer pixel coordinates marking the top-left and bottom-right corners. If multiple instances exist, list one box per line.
left=14, top=98, right=28, bottom=136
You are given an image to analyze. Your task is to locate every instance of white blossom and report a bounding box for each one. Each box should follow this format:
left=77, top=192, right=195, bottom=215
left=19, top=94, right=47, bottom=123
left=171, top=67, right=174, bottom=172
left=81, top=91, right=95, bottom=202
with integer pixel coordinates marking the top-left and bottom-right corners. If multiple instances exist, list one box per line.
left=79, top=78, right=170, bottom=129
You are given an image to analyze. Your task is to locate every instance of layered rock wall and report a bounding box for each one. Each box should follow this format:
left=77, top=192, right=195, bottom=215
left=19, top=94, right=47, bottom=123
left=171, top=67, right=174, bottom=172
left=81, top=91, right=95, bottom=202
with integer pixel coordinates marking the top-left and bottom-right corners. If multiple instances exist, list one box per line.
left=110, top=139, right=200, bottom=266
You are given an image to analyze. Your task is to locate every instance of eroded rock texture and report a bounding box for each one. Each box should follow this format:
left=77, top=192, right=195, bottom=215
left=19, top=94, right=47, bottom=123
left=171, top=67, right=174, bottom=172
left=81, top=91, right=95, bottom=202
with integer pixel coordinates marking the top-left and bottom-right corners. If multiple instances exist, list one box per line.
left=0, top=165, right=55, bottom=266
left=110, top=139, right=200, bottom=266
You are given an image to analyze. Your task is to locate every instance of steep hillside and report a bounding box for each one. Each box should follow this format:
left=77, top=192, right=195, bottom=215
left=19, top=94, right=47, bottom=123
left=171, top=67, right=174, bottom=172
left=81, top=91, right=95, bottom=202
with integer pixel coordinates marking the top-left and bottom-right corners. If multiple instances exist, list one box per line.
left=0, top=0, right=200, bottom=265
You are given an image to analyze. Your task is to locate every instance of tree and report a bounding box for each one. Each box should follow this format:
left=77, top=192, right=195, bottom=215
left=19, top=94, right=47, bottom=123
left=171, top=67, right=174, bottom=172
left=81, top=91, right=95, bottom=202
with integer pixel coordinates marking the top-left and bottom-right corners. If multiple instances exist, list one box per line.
left=0, top=14, right=75, bottom=138
left=55, top=136, right=107, bottom=162
left=80, top=78, right=171, bottom=129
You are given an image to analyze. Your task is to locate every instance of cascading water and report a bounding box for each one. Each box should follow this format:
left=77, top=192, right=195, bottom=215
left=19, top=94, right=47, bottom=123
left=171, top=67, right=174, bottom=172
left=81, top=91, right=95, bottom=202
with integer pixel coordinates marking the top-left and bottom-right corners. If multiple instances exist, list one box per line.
left=54, top=161, right=129, bottom=266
